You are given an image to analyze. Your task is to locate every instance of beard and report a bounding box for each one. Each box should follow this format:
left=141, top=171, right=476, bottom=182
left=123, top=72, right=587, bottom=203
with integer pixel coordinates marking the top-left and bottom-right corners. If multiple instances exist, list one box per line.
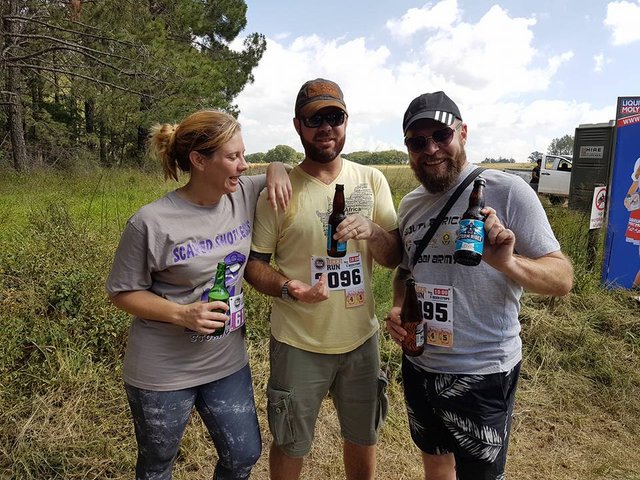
left=300, top=131, right=346, bottom=164
left=411, top=148, right=467, bottom=194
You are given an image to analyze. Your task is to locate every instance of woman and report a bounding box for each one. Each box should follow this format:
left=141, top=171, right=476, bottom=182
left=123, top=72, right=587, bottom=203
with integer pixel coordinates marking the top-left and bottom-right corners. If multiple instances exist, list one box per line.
left=624, top=157, right=640, bottom=289
left=106, top=109, right=291, bottom=479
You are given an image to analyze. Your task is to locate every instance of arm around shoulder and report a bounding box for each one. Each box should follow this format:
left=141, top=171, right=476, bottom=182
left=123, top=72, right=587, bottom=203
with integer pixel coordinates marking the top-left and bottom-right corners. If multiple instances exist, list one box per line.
left=369, top=226, right=402, bottom=269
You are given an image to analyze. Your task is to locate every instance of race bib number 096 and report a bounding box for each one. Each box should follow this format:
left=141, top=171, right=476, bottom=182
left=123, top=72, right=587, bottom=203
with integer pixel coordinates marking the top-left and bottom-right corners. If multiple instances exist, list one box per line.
left=310, top=254, right=365, bottom=308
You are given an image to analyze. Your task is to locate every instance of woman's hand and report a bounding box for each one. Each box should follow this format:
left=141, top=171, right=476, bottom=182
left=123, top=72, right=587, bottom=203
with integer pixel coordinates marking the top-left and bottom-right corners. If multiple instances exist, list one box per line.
left=179, top=300, right=229, bottom=335
left=266, top=162, right=292, bottom=211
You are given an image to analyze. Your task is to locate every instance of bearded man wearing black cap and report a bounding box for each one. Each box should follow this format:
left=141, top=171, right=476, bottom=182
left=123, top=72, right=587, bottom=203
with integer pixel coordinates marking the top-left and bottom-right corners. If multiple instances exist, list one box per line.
left=385, top=91, right=574, bottom=480
left=245, top=78, right=401, bottom=480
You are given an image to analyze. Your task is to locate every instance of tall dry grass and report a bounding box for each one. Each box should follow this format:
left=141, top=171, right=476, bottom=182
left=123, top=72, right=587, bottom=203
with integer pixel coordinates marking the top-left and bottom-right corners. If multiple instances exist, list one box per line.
left=0, top=165, right=638, bottom=479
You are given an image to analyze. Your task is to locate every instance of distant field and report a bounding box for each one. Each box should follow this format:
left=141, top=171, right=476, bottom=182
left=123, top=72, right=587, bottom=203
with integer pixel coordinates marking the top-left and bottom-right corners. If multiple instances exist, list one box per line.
left=1, top=167, right=639, bottom=480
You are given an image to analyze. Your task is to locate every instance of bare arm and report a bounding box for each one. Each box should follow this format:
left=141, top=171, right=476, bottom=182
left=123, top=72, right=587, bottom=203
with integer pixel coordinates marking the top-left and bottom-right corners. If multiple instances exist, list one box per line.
left=482, top=207, right=574, bottom=296
left=333, top=215, right=402, bottom=268
left=385, top=267, right=411, bottom=345
left=244, top=251, right=330, bottom=303
left=109, top=290, right=228, bottom=335
left=264, top=162, right=293, bottom=212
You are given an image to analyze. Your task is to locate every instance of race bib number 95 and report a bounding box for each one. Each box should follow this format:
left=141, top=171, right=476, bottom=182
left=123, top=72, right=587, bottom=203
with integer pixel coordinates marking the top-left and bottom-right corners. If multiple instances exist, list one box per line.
left=416, top=282, right=453, bottom=348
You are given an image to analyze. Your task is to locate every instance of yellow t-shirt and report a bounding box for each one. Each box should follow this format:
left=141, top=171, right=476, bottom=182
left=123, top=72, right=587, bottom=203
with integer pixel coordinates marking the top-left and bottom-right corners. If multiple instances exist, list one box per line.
left=251, top=159, right=398, bottom=354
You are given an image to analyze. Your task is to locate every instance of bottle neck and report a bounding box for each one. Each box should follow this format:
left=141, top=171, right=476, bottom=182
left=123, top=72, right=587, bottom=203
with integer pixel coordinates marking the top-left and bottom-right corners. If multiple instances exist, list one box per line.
left=214, top=264, right=226, bottom=286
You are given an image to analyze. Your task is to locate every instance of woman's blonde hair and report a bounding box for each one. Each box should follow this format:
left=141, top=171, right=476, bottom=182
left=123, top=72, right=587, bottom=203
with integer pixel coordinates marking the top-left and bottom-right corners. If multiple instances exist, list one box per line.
left=148, top=110, right=241, bottom=181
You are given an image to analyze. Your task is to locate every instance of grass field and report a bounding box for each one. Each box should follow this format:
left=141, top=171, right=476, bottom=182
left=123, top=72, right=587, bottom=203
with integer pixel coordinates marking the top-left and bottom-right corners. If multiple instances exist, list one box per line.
left=1, top=164, right=639, bottom=479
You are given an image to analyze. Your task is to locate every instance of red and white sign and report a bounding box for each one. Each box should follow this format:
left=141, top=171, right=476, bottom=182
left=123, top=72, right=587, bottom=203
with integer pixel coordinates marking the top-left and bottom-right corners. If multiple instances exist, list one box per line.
left=589, top=185, right=607, bottom=229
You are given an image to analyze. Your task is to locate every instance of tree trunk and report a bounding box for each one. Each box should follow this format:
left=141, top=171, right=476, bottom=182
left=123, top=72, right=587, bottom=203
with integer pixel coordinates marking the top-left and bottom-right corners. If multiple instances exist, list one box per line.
left=4, top=0, right=29, bottom=171
left=137, top=90, right=152, bottom=155
left=85, top=99, right=94, bottom=134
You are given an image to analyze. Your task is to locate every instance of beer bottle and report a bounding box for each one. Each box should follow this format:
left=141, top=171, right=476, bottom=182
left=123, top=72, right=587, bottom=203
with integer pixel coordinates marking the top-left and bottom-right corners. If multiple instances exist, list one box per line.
left=327, top=184, right=347, bottom=257
left=207, top=262, right=229, bottom=337
left=454, top=177, right=486, bottom=266
left=401, top=278, right=424, bottom=357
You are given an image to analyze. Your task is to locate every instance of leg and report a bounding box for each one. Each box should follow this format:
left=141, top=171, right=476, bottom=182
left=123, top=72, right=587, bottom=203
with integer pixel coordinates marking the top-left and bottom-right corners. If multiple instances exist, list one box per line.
left=446, top=363, right=521, bottom=480
left=343, top=440, right=376, bottom=480
left=422, top=452, right=456, bottom=480
left=195, top=364, right=261, bottom=480
left=401, top=358, right=457, bottom=480
left=266, top=337, right=337, bottom=480
left=124, top=383, right=195, bottom=480
left=269, top=442, right=304, bottom=480
left=331, top=335, right=385, bottom=480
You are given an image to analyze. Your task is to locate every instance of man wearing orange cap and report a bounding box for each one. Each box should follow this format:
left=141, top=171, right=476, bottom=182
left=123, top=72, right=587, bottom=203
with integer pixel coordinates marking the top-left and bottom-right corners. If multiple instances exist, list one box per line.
left=245, top=78, right=401, bottom=480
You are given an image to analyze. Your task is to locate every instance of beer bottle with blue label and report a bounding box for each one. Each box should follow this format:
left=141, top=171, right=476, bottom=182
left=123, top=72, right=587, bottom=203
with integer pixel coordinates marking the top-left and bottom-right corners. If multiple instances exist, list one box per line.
left=327, top=184, right=347, bottom=257
left=454, top=177, right=486, bottom=266
left=401, top=278, right=424, bottom=357
left=208, top=262, right=229, bottom=336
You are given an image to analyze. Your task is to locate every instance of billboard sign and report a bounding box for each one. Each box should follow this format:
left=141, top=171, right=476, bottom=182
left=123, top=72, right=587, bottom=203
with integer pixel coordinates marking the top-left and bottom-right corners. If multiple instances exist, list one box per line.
left=602, top=97, right=640, bottom=289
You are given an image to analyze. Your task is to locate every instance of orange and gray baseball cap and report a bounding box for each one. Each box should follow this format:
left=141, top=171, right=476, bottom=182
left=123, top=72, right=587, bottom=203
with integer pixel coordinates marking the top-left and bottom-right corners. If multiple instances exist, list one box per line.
left=295, top=78, right=347, bottom=118
left=403, top=91, right=462, bottom=134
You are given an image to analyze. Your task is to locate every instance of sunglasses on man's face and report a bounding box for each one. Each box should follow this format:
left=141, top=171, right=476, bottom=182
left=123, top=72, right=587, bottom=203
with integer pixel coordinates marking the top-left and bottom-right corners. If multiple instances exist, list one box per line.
left=404, top=123, right=460, bottom=153
left=301, top=111, right=346, bottom=128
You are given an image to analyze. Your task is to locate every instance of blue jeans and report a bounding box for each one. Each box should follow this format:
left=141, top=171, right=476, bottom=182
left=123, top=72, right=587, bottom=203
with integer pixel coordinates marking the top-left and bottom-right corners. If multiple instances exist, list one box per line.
left=124, top=364, right=261, bottom=480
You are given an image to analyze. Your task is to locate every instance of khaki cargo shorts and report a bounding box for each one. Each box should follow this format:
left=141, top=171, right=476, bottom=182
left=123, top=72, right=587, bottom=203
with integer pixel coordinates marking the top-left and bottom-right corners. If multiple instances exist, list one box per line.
left=266, top=333, right=388, bottom=457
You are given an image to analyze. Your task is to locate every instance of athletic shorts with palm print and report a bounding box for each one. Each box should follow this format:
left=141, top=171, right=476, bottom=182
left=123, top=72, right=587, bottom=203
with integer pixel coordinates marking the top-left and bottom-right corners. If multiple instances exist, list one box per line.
left=402, top=357, right=521, bottom=480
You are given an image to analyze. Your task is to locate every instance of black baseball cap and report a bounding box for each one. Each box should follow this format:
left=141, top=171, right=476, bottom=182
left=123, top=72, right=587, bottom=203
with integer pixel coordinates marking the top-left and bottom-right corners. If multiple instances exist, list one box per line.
left=403, top=91, right=462, bottom=134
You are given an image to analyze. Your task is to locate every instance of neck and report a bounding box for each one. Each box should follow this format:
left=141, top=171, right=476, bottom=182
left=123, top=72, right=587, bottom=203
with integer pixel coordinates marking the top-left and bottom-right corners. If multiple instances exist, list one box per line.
left=300, top=156, right=343, bottom=184
left=178, top=178, right=223, bottom=206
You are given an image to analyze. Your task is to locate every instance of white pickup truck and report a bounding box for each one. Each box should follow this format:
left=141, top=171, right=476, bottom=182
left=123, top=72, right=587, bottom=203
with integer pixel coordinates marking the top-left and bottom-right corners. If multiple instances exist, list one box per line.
left=503, top=154, right=572, bottom=204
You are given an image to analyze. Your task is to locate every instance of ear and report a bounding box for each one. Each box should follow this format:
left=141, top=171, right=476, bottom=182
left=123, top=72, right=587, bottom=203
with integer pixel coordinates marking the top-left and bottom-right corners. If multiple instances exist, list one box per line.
left=189, top=151, right=207, bottom=171
left=293, top=117, right=302, bottom=136
left=459, top=123, right=468, bottom=146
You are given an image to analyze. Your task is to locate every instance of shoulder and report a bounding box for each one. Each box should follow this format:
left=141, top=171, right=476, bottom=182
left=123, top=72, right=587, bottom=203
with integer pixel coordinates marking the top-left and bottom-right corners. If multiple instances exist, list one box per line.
left=130, top=193, right=176, bottom=225
left=343, top=159, right=389, bottom=186
left=240, top=174, right=266, bottom=189
left=398, top=185, right=429, bottom=219
left=482, top=168, right=531, bottom=193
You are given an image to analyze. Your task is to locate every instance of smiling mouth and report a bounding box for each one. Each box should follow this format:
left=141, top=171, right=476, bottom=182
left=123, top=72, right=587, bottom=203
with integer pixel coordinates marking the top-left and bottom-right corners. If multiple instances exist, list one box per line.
left=423, top=158, right=447, bottom=166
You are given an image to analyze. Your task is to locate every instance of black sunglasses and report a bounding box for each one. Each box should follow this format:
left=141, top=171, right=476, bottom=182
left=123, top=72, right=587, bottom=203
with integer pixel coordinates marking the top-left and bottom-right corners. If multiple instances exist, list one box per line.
left=301, top=111, right=346, bottom=128
left=404, top=124, right=460, bottom=153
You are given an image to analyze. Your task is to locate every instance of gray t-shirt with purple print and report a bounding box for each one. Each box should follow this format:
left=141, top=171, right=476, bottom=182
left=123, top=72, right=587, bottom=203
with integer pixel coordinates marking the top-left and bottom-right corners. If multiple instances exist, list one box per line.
left=398, top=164, right=561, bottom=375
left=106, top=175, right=265, bottom=391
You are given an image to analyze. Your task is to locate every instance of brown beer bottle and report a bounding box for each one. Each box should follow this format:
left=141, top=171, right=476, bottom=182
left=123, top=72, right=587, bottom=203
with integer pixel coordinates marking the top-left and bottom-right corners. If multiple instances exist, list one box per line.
left=454, top=177, right=486, bottom=266
left=327, top=184, right=347, bottom=257
left=401, top=278, right=424, bottom=357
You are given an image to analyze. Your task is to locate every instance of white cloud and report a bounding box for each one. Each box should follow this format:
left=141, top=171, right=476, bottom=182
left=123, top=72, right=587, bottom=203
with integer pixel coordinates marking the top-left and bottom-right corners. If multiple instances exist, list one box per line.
left=234, top=1, right=610, bottom=165
left=604, top=1, right=640, bottom=45
left=593, top=53, right=606, bottom=72
left=385, top=0, right=461, bottom=38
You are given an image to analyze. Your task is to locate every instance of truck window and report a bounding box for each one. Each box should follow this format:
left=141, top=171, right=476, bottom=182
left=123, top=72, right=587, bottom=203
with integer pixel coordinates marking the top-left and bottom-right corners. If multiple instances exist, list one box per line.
left=545, top=157, right=557, bottom=170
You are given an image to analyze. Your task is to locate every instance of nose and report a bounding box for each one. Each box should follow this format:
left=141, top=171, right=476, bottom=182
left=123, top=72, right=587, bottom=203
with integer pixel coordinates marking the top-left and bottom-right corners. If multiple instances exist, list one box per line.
left=238, top=154, right=249, bottom=172
left=317, top=118, right=332, bottom=131
left=423, top=137, right=441, bottom=155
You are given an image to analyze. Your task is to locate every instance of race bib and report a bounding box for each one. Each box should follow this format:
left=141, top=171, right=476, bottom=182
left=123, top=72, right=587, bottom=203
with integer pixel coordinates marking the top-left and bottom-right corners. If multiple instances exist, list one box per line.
left=415, top=282, right=453, bottom=348
left=187, top=292, right=245, bottom=342
left=310, top=254, right=365, bottom=308
left=228, top=293, right=245, bottom=332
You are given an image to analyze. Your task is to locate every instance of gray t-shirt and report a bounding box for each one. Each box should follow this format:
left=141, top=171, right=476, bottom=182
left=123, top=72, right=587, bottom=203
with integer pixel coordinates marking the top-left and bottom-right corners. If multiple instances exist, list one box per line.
left=398, top=164, right=561, bottom=375
left=106, top=175, right=265, bottom=390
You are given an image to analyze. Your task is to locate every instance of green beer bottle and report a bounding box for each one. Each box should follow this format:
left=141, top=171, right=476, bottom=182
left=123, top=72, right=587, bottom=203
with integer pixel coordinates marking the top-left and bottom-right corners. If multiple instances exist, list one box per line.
left=208, top=262, right=229, bottom=337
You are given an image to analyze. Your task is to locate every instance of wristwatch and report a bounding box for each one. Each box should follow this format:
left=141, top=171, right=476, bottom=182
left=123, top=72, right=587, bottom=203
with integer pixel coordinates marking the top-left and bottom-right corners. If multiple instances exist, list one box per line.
left=281, top=280, right=297, bottom=302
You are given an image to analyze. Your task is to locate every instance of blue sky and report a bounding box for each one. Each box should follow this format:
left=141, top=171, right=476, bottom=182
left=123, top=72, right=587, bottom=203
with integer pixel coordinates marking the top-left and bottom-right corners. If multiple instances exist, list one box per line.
left=233, top=0, right=640, bottom=163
